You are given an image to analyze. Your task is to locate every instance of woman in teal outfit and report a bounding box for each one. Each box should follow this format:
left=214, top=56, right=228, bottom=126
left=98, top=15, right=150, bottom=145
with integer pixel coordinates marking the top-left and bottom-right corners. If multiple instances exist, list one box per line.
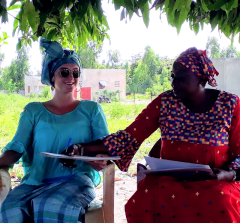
left=0, top=39, right=109, bottom=223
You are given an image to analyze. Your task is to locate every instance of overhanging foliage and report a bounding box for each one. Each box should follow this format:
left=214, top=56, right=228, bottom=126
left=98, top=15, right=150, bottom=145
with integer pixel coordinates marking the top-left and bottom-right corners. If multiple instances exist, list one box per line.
left=0, top=0, right=239, bottom=50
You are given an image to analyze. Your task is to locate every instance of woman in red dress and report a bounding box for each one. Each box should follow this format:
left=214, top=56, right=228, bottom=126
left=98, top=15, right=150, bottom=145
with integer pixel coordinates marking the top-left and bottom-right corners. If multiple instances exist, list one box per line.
left=63, top=47, right=240, bottom=223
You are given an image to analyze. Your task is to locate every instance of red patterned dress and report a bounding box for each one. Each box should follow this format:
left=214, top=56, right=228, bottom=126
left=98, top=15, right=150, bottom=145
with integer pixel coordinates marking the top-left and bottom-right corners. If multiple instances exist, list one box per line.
left=102, top=90, right=240, bottom=223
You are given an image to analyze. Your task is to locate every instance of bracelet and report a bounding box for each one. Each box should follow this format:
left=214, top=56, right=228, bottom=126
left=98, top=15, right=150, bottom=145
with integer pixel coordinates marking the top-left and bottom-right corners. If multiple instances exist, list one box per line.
left=76, top=144, right=84, bottom=156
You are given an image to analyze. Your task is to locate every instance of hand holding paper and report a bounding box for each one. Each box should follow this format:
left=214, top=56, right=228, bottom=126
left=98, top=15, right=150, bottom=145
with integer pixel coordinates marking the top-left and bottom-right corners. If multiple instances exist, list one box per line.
left=141, top=157, right=215, bottom=180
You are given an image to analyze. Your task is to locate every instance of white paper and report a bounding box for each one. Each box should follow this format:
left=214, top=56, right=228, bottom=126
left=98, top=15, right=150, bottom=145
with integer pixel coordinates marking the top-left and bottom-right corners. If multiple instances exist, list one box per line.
left=144, top=157, right=212, bottom=173
left=41, top=152, right=121, bottom=161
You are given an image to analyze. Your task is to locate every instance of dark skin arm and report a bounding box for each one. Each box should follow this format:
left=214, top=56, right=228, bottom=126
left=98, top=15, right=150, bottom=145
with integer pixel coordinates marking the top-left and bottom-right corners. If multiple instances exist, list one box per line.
left=60, top=140, right=109, bottom=169
left=0, top=150, right=22, bottom=171
left=148, top=138, right=162, bottom=158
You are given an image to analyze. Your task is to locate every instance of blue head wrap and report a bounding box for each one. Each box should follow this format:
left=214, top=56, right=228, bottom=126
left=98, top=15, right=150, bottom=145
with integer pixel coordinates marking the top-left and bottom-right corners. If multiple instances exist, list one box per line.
left=40, top=38, right=81, bottom=87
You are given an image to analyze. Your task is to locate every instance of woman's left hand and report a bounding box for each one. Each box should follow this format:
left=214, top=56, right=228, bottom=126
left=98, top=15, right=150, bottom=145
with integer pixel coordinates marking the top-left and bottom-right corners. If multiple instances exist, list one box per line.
left=86, top=154, right=109, bottom=171
left=212, top=168, right=235, bottom=181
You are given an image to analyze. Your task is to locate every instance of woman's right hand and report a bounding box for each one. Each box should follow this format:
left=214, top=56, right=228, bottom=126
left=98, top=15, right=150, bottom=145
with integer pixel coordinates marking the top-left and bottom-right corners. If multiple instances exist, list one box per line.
left=0, top=151, right=22, bottom=170
left=60, top=144, right=80, bottom=168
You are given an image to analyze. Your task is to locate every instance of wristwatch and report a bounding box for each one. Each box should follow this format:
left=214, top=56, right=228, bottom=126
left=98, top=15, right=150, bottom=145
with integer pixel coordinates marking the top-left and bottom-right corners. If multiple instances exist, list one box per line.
left=75, top=143, right=84, bottom=156
left=229, top=168, right=237, bottom=181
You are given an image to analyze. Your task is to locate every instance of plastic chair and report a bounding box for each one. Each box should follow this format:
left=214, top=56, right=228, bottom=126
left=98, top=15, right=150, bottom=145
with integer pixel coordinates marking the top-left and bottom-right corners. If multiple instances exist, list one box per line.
left=0, top=163, right=115, bottom=223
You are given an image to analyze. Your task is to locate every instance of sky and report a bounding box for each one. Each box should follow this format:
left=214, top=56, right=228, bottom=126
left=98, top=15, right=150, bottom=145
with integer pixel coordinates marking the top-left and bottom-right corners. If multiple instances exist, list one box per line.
left=0, top=2, right=240, bottom=74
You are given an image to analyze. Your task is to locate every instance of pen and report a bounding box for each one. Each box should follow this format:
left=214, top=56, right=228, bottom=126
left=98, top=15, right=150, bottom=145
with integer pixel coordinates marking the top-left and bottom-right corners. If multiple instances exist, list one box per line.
left=62, top=138, right=72, bottom=169
left=67, top=137, right=72, bottom=148
left=64, top=138, right=72, bottom=154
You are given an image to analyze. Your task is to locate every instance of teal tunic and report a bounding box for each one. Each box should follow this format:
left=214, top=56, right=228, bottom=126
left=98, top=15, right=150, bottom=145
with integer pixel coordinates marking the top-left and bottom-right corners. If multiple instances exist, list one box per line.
left=3, top=100, right=109, bottom=186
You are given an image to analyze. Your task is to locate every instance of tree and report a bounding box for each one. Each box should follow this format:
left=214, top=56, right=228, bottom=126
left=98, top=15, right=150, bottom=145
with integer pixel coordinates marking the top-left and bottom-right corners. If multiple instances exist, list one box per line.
left=142, top=46, right=160, bottom=78
left=0, top=32, right=8, bottom=75
left=0, top=46, right=29, bottom=92
left=206, top=37, right=220, bottom=58
left=77, top=41, right=103, bottom=68
left=1, top=1, right=240, bottom=50
left=126, top=53, right=142, bottom=93
left=206, top=36, right=240, bottom=59
left=0, top=51, right=4, bottom=77
left=221, top=45, right=240, bottom=58
left=106, top=50, right=121, bottom=68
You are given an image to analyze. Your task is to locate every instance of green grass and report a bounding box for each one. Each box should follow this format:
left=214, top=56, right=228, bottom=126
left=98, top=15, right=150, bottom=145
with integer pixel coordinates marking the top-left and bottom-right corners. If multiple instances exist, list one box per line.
left=0, top=93, right=160, bottom=177
left=126, top=93, right=151, bottom=100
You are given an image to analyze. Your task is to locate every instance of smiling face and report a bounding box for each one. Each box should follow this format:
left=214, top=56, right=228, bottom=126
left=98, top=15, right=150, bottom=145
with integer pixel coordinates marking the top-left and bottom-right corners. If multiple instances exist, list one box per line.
left=171, top=62, right=202, bottom=99
left=51, top=63, right=80, bottom=94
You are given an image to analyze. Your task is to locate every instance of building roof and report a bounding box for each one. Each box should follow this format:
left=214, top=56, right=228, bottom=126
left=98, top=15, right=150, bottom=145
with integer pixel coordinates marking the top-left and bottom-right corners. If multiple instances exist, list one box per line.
left=26, top=75, right=41, bottom=80
left=99, top=80, right=108, bottom=86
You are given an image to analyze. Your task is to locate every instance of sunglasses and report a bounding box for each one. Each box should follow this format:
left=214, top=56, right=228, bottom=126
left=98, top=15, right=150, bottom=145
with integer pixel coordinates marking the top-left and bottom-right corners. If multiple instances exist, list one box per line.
left=59, top=68, right=81, bottom=78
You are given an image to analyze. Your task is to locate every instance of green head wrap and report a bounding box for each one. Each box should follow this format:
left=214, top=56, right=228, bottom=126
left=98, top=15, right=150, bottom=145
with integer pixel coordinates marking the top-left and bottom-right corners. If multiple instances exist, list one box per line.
left=40, top=38, right=81, bottom=87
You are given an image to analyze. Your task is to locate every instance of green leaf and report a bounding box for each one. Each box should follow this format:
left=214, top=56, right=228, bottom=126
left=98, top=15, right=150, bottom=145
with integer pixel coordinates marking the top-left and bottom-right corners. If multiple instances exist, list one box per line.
left=200, top=21, right=204, bottom=30
left=140, top=2, right=149, bottom=27
left=16, top=38, right=22, bottom=50
left=174, top=0, right=183, bottom=11
left=211, top=0, right=226, bottom=11
left=166, top=0, right=176, bottom=24
left=7, top=4, right=21, bottom=11
left=12, top=14, right=19, bottom=36
left=120, top=8, right=125, bottom=21
left=200, top=0, right=209, bottom=12
left=175, top=0, right=191, bottom=31
left=31, top=35, right=38, bottom=41
left=138, top=0, right=148, bottom=8
left=102, top=15, right=109, bottom=29
left=27, top=38, right=32, bottom=47
left=25, top=2, right=38, bottom=33
left=39, top=12, right=48, bottom=26
left=46, top=21, right=61, bottom=28
left=193, top=23, right=199, bottom=34
left=1, top=7, right=8, bottom=23
left=19, top=5, right=28, bottom=32
left=2, top=32, right=7, bottom=39
left=221, top=0, right=238, bottom=13
left=210, top=11, right=221, bottom=31
left=114, top=0, right=124, bottom=10
left=0, top=0, right=6, bottom=8
left=173, top=10, right=181, bottom=33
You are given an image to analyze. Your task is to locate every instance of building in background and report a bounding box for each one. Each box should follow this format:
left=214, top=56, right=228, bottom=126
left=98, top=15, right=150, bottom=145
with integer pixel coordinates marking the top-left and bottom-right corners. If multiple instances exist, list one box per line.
left=24, top=69, right=127, bottom=100
left=79, top=69, right=126, bottom=101
left=24, top=75, right=45, bottom=95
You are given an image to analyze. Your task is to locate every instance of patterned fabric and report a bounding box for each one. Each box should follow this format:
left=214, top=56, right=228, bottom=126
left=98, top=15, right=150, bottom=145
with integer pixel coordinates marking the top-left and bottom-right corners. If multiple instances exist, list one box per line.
left=126, top=140, right=240, bottom=222
left=126, top=174, right=240, bottom=223
left=101, top=90, right=240, bottom=172
left=230, top=156, right=240, bottom=169
left=123, top=90, right=240, bottom=223
left=174, top=47, right=219, bottom=87
left=40, top=38, right=81, bottom=86
left=0, top=175, right=95, bottom=223
left=159, top=90, right=238, bottom=146
left=101, top=130, right=140, bottom=171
